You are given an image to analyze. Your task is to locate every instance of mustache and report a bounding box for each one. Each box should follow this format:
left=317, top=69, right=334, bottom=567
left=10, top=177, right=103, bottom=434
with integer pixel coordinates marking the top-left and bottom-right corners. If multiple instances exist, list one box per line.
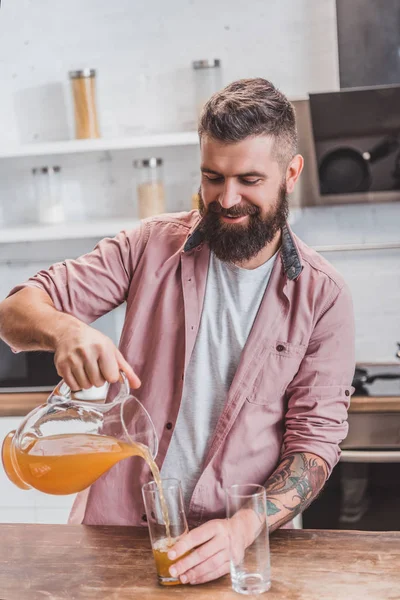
left=207, top=201, right=260, bottom=218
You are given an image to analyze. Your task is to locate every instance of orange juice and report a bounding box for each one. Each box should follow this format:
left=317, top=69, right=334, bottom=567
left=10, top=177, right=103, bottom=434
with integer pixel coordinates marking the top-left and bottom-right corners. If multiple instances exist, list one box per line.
left=152, top=537, right=191, bottom=586
left=4, top=433, right=142, bottom=494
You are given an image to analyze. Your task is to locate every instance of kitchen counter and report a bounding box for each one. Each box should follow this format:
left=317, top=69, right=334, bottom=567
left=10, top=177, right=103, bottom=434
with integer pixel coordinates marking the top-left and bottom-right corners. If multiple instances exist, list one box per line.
left=0, top=392, right=48, bottom=417
left=349, top=395, right=400, bottom=412
left=1, top=392, right=400, bottom=418
left=0, top=524, right=399, bottom=599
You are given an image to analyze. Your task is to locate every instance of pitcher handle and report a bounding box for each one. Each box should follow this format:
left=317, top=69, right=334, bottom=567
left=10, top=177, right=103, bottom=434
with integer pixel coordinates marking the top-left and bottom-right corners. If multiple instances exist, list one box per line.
left=47, top=370, right=130, bottom=404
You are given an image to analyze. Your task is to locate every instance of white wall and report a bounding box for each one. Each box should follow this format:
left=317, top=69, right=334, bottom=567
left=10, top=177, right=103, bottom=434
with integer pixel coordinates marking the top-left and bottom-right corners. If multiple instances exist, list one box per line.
left=0, top=0, right=339, bottom=144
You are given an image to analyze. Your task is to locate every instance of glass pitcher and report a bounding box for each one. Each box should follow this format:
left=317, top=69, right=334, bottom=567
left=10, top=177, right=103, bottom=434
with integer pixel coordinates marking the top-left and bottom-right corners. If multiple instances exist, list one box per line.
left=1, top=373, right=158, bottom=495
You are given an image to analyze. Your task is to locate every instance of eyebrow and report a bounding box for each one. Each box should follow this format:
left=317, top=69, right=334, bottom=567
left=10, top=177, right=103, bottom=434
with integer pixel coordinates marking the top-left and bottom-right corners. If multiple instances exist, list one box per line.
left=201, top=167, right=267, bottom=178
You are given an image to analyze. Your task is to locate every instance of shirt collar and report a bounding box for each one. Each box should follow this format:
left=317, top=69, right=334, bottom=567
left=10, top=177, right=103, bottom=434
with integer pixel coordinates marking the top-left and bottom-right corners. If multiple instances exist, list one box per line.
left=183, top=218, right=303, bottom=281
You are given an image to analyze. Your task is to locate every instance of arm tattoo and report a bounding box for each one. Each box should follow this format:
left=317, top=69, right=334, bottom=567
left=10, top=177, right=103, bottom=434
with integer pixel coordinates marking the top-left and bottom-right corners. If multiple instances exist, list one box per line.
left=265, top=453, right=328, bottom=531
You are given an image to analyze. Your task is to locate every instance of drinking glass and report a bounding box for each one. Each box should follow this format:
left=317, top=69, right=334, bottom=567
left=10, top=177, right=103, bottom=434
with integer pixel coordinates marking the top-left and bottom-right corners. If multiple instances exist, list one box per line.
left=142, top=478, right=189, bottom=586
left=226, top=484, right=271, bottom=595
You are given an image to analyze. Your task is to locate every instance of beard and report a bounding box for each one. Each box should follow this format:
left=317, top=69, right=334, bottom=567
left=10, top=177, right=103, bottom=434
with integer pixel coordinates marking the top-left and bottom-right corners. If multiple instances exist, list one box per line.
left=198, top=183, right=289, bottom=263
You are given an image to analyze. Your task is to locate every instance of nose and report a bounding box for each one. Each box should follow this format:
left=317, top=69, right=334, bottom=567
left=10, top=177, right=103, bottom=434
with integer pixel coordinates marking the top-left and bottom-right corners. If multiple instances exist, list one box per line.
left=218, top=180, right=241, bottom=209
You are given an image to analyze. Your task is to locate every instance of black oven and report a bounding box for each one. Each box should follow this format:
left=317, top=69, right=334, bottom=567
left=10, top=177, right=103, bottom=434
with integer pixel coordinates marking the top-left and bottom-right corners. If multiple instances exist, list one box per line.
left=0, top=339, right=60, bottom=392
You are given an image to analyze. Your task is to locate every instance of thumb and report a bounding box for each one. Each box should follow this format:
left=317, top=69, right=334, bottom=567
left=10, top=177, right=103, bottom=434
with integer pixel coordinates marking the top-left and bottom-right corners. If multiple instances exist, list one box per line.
left=116, top=350, right=141, bottom=389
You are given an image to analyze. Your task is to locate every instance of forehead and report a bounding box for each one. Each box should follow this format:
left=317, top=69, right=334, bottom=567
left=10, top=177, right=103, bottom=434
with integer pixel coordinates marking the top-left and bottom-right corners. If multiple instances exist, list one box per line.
left=200, top=135, right=279, bottom=174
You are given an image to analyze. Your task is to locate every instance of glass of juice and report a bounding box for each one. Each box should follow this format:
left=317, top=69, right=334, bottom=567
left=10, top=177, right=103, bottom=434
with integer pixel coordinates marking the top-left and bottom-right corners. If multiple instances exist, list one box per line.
left=142, top=478, right=189, bottom=586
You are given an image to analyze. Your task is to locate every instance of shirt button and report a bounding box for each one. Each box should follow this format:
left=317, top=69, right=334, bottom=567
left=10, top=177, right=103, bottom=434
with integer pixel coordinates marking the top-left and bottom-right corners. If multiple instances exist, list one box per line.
left=345, top=390, right=350, bottom=396
left=166, top=422, right=173, bottom=430
left=142, top=513, right=147, bottom=522
left=276, top=344, right=285, bottom=352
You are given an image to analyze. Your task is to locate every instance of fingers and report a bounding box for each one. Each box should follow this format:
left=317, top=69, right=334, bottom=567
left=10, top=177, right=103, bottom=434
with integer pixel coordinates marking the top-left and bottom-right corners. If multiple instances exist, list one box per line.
left=83, top=354, right=108, bottom=388
left=168, top=520, right=232, bottom=585
left=168, top=520, right=224, bottom=560
left=97, top=351, right=120, bottom=385
left=72, top=362, right=95, bottom=390
left=170, top=535, right=224, bottom=578
left=61, top=367, right=82, bottom=392
left=183, top=557, right=231, bottom=585
left=115, top=350, right=141, bottom=389
left=54, top=325, right=141, bottom=390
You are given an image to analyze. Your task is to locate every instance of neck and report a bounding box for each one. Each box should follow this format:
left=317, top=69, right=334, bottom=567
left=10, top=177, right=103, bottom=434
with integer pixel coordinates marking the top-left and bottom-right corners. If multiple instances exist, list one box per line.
left=234, top=229, right=282, bottom=270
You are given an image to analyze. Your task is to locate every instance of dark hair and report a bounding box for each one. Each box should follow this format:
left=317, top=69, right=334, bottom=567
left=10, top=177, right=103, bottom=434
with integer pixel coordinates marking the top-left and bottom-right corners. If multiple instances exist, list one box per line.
left=198, top=78, right=297, bottom=166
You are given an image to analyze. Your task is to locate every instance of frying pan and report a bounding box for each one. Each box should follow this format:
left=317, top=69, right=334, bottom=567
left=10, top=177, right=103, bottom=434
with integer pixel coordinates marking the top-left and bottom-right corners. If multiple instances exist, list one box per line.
left=319, top=135, right=399, bottom=195
left=352, top=366, right=400, bottom=396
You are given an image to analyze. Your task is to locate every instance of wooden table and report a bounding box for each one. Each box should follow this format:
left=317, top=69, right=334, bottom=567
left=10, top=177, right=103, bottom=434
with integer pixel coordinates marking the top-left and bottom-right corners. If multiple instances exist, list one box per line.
left=0, top=525, right=399, bottom=599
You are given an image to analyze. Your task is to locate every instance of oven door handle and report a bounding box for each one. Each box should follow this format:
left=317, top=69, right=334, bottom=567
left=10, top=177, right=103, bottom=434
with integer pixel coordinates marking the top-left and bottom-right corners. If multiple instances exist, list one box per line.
left=340, top=449, right=400, bottom=463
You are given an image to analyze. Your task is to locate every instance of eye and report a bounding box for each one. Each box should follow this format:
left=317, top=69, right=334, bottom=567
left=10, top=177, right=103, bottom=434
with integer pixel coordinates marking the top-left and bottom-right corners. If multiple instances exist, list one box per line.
left=240, top=178, right=261, bottom=186
left=204, top=175, right=224, bottom=183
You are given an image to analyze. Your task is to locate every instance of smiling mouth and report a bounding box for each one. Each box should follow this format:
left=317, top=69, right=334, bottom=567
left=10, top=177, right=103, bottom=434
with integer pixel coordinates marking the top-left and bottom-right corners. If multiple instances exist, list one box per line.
left=220, top=214, right=248, bottom=222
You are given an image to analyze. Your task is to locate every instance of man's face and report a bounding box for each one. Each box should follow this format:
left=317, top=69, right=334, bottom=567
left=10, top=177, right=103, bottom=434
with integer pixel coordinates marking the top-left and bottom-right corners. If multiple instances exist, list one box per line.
left=198, top=135, right=289, bottom=264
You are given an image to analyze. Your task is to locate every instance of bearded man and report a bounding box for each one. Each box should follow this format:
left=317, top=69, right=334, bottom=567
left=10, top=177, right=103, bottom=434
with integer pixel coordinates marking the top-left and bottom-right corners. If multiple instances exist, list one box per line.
left=0, top=78, right=355, bottom=585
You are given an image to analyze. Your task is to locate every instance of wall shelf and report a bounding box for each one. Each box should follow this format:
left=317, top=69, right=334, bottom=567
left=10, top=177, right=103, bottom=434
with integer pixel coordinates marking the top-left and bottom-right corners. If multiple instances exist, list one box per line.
left=0, top=219, right=140, bottom=244
left=0, top=131, right=199, bottom=160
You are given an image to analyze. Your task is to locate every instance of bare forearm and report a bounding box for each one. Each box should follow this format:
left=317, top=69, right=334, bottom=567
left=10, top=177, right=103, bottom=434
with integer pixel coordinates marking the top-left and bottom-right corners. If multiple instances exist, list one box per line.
left=0, top=287, right=81, bottom=352
left=265, top=452, right=328, bottom=532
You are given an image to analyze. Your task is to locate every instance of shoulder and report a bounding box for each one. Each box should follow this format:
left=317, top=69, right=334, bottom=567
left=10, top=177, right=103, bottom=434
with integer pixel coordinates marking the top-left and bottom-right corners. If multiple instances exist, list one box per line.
left=123, top=210, right=200, bottom=244
left=119, top=211, right=201, bottom=261
left=145, top=210, right=201, bottom=234
left=293, top=232, right=347, bottom=293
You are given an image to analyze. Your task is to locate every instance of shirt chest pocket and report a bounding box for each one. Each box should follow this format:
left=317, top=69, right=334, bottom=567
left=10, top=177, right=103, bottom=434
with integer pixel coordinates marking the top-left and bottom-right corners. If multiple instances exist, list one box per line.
left=246, top=340, right=307, bottom=405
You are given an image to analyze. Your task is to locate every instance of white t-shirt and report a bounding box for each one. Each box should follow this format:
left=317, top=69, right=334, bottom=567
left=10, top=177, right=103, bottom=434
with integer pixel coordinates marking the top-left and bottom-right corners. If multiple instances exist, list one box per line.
left=160, top=249, right=278, bottom=508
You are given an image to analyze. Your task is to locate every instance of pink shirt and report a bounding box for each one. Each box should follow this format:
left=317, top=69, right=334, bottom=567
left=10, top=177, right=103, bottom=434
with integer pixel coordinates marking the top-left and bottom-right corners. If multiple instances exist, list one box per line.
left=10, top=211, right=355, bottom=528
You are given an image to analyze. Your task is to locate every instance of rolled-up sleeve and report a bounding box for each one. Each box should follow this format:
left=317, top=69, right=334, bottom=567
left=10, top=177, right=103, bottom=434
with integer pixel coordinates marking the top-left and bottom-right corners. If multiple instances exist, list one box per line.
left=8, top=225, right=148, bottom=324
left=280, top=282, right=355, bottom=475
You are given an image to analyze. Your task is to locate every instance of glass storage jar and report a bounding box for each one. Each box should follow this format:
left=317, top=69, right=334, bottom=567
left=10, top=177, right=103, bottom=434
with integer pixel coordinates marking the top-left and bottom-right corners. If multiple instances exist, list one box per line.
left=69, top=69, right=100, bottom=139
left=133, top=158, right=165, bottom=219
left=32, top=166, right=64, bottom=224
left=192, top=59, right=222, bottom=118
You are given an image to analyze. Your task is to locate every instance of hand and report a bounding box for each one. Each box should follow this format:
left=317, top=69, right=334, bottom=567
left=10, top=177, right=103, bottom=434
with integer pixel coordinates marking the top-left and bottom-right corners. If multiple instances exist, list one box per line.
left=167, top=510, right=262, bottom=585
left=54, top=321, right=141, bottom=391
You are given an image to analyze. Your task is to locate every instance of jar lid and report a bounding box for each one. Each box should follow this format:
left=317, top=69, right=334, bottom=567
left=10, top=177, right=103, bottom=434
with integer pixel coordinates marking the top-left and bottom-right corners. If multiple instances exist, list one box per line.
left=133, top=158, right=163, bottom=168
left=192, top=59, right=221, bottom=69
left=32, top=166, right=61, bottom=174
left=69, top=69, right=96, bottom=79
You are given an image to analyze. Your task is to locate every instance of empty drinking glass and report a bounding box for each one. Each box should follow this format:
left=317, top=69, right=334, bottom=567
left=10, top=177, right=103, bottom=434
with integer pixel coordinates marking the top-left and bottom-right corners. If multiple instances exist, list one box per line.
left=226, top=484, right=271, bottom=595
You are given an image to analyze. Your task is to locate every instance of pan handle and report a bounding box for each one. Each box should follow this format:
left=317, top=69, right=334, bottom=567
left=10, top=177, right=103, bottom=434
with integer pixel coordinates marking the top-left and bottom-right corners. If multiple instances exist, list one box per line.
left=341, top=450, right=400, bottom=463
left=363, top=135, right=399, bottom=163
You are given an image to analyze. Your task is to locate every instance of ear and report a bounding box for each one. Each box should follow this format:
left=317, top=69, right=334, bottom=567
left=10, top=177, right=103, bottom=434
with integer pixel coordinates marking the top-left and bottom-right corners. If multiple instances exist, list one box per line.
left=285, top=154, right=304, bottom=194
